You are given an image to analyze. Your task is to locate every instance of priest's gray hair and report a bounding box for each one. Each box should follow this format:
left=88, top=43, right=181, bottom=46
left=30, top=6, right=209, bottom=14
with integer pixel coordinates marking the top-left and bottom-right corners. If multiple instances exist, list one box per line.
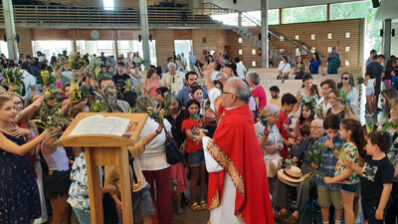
left=227, top=77, right=251, bottom=103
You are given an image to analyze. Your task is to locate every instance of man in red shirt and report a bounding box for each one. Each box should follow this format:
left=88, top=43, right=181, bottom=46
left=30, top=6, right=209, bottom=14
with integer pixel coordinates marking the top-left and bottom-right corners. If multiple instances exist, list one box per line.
left=276, top=93, right=297, bottom=158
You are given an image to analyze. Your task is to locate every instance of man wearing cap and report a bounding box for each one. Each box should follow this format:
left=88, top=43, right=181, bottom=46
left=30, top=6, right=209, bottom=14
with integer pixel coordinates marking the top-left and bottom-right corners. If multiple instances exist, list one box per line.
left=274, top=119, right=325, bottom=223
left=197, top=77, right=273, bottom=224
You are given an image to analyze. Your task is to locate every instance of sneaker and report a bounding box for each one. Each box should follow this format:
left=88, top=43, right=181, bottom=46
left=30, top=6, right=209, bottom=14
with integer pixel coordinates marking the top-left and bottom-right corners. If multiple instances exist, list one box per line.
left=176, top=207, right=185, bottom=215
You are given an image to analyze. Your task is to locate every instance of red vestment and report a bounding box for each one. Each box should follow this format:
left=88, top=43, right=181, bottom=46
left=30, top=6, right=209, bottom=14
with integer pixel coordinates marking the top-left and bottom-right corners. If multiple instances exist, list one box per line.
left=208, top=104, right=274, bottom=224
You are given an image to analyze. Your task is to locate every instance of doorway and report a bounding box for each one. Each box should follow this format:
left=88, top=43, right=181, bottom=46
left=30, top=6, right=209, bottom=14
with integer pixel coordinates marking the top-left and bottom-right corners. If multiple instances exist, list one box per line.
left=174, top=40, right=192, bottom=69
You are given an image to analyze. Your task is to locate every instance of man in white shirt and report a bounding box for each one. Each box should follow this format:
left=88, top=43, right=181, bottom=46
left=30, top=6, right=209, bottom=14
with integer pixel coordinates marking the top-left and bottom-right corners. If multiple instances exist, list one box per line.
left=21, top=62, right=37, bottom=100
left=160, top=63, right=185, bottom=95
left=235, top=57, right=246, bottom=80
left=180, top=53, right=187, bottom=69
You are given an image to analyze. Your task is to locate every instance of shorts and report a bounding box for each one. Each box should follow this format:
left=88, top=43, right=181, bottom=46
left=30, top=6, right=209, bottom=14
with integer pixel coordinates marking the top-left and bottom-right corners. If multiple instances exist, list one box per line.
left=44, top=170, right=71, bottom=199
left=366, top=86, right=375, bottom=96
left=187, top=150, right=205, bottom=167
left=317, top=187, right=343, bottom=209
left=340, top=183, right=358, bottom=194
left=361, top=200, right=386, bottom=224
left=132, top=185, right=156, bottom=220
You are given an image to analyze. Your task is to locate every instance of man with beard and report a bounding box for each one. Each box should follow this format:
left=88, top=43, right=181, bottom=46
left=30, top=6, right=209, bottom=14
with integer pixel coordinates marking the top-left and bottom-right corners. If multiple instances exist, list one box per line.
left=176, top=71, right=207, bottom=108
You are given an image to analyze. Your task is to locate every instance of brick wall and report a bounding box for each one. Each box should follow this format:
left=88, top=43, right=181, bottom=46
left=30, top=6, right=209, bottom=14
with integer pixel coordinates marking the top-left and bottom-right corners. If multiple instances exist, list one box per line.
left=227, top=19, right=362, bottom=69
left=2, top=19, right=361, bottom=68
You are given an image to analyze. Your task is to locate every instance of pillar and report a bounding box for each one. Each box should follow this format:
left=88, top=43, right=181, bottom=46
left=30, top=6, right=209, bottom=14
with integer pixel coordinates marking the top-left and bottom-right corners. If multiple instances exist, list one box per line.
left=139, top=0, right=151, bottom=69
left=2, top=0, right=18, bottom=60
left=261, top=0, right=269, bottom=68
left=383, top=19, right=392, bottom=61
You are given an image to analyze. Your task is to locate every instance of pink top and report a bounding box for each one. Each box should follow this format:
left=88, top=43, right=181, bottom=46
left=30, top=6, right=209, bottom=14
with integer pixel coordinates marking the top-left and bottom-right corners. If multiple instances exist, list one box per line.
left=252, top=85, right=267, bottom=111
left=143, top=79, right=160, bottom=97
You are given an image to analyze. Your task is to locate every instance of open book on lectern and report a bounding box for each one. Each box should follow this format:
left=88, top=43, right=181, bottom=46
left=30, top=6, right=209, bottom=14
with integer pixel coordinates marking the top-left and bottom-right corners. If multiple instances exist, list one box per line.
left=69, top=115, right=131, bottom=136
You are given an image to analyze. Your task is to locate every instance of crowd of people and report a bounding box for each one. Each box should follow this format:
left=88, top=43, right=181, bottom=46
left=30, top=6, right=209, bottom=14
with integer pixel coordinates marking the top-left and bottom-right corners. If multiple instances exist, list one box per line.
left=0, top=47, right=397, bottom=224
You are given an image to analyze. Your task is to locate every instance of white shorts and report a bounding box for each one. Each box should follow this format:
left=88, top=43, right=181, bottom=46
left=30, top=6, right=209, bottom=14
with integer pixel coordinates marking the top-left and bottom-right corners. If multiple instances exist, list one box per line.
left=366, top=86, right=374, bottom=96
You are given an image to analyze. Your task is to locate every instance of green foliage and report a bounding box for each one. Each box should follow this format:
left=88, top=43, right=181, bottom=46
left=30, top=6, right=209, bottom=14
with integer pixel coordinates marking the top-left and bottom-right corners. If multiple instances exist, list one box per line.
left=338, top=89, right=348, bottom=105
left=162, top=90, right=173, bottom=116
left=357, top=76, right=364, bottom=85
left=381, top=120, right=398, bottom=133
left=88, top=58, right=104, bottom=83
left=283, top=5, right=327, bottom=24
left=37, top=70, right=56, bottom=87
left=68, top=53, right=87, bottom=70
left=258, top=109, right=268, bottom=127
left=306, top=140, right=324, bottom=165
left=315, top=105, right=324, bottom=119
left=92, top=85, right=116, bottom=112
left=1, top=68, right=24, bottom=95
left=90, top=101, right=107, bottom=113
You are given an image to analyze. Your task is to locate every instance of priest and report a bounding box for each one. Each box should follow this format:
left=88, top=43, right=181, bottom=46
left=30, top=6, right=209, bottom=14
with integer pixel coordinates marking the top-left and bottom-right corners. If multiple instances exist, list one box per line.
left=198, top=77, right=274, bottom=224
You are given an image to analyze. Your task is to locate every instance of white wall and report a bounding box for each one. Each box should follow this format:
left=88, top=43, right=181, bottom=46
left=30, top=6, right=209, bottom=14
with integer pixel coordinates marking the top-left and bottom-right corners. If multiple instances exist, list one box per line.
left=204, top=0, right=365, bottom=11
left=391, top=22, right=398, bottom=56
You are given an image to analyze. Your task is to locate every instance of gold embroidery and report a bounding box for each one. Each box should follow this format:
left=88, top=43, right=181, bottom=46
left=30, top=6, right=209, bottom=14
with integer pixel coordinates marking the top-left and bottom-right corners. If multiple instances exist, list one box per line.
left=207, top=140, right=245, bottom=198
left=208, top=191, right=220, bottom=210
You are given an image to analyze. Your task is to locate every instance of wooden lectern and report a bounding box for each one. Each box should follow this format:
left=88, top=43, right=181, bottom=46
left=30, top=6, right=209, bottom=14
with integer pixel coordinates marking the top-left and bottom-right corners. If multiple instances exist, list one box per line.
left=57, top=112, right=148, bottom=224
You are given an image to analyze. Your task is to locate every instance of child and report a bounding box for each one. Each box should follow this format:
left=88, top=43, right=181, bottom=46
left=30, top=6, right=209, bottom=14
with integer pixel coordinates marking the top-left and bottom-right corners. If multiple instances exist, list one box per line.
left=364, top=67, right=376, bottom=115
left=276, top=93, right=298, bottom=159
left=181, top=99, right=207, bottom=211
left=345, top=131, right=394, bottom=224
left=295, top=102, right=315, bottom=140
left=324, top=118, right=365, bottom=224
left=317, top=114, right=344, bottom=224
left=391, top=69, right=398, bottom=91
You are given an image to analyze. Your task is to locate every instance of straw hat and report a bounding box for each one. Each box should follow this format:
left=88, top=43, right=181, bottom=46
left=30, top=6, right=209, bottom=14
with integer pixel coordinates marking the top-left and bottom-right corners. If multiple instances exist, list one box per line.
left=277, top=165, right=306, bottom=187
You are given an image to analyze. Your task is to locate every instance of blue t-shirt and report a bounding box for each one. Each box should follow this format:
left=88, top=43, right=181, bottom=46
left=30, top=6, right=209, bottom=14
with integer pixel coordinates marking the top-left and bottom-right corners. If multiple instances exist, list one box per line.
left=366, top=62, right=384, bottom=88
left=392, top=76, right=398, bottom=90
left=310, top=59, right=322, bottom=74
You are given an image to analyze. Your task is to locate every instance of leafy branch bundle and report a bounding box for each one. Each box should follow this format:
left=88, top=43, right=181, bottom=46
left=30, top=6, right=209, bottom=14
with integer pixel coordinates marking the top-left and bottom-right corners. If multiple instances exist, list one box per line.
left=0, top=68, right=24, bottom=95
left=357, top=76, right=364, bottom=85
left=306, top=140, right=324, bottom=165
left=32, top=89, right=71, bottom=145
left=258, top=109, right=268, bottom=127
left=337, top=89, right=348, bottom=105
left=91, top=86, right=116, bottom=112
left=68, top=53, right=87, bottom=70
left=38, top=70, right=56, bottom=87
left=88, top=58, right=104, bottom=83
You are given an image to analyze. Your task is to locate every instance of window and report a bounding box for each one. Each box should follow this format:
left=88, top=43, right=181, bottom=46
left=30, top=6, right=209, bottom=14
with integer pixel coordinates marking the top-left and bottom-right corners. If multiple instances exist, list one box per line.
left=32, top=40, right=74, bottom=61
left=238, top=49, right=243, bottom=55
left=211, top=13, right=239, bottom=26
left=295, top=35, right=300, bottom=40
left=282, top=5, right=327, bottom=24
left=252, top=61, right=256, bottom=67
left=327, top=47, right=332, bottom=53
left=279, top=48, right=284, bottom=53
left=252, top=49, right=256, bottom=55
left=345, top=60, right=350, bottom=66
left=345, top=32, right=351, bottom=38
left=311, top=47, right=316, bottom=53
left=76, top=40, right=115, bottom=56
left=311, top=34, right=316, bottom=40
left=244, top=9, right=280, bottom=26
left=238, top=38, right=242, bottom=44
left=327, top=33, right=333, bottom=39
left=345, top=46, right=350, bottom=52
left=103, top=0, right=115, bottom=10
left=280, top=36, right=284, bottom=41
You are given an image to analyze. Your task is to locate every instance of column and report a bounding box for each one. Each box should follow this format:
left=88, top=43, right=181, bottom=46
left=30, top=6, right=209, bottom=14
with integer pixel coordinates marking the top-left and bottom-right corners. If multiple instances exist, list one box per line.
left=383, top=19, right=392, bottom=61
left=2, top=0, right=18, bottom=60
left=139, top=0, right=151, bottom=69
left=261, top=0, right=269, bottom=68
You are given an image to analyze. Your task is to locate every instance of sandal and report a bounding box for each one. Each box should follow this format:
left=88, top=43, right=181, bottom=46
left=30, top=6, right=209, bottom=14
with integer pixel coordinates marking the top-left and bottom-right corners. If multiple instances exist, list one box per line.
left=191, top=202, right=202, bottom=211
left=200, top=200, right=207, bottom=210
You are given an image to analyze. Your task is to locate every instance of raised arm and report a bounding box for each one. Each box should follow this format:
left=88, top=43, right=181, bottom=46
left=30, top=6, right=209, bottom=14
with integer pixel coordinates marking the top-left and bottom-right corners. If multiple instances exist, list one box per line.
left=0, top=128, right=56, bottom=156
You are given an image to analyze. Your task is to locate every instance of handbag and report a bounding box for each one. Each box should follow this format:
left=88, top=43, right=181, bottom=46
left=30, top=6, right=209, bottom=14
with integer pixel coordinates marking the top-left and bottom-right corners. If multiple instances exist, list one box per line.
left=164, top=128, right=184, bottom=165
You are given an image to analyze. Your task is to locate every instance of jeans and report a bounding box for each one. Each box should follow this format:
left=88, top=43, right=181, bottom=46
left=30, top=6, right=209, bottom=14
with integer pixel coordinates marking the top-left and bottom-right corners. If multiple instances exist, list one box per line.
left=72, top=207, right=91, bottom=224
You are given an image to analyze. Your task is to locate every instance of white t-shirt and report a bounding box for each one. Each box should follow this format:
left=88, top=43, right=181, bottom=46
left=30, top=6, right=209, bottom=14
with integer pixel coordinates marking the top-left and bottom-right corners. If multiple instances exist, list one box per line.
left=236, top=62, right=247, bottom=79
left=278, top=61, right=291, bottom=74
left=139, top=118, right=171, bottom=171
left=22, top=70, right=37, bottom=100
left=367, top=78, right=375, bottom=88
left=210, top=71, right=219, bottom=81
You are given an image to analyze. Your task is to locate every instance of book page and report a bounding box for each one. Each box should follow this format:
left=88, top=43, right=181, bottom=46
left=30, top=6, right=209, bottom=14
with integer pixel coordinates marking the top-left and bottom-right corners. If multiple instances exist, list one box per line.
left=102, top=116, right=131, bottom=136
left=69, top=115, right=130, bottom=136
